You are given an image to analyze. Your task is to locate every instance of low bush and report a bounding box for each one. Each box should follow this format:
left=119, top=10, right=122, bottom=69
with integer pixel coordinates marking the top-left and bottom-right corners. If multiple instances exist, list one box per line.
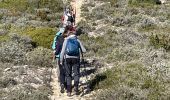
left=26, top=47, right=53, bottom=67
left=138, top=17, right=157, bottom=32
left=128, top=0, right=156, bottom=7
left=0, top=34, right=9, bottom=42
left=0, top=78, right=17, bottom=88
left=77, top=21, right=93, bottom=34
left=22, top=27, right=55, bottom=49
left=3, top=85, right=51, bottom=100
left=149, top=33, right=170, bottom=51
left=0, top=0, right=64, bottom=13
left=0, top=34, right=33, bottom=64
left=91, top=62, right=169, bottom=99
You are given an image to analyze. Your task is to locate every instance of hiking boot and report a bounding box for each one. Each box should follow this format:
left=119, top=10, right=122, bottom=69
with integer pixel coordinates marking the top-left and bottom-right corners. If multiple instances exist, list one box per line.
left=60, top=84, right=65, bottom=93
left=74, top=87, right=80, bottom=95
left=67, top=92, right=71, bottom=97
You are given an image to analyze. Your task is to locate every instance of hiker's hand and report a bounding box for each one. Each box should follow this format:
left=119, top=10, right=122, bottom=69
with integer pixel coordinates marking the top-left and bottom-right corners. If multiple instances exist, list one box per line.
left=52, top=59, right=55, bottom=64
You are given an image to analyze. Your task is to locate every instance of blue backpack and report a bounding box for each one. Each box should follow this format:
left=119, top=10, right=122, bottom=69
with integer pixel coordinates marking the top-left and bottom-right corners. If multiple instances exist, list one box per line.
left=66, top=38, right=80, bottom=56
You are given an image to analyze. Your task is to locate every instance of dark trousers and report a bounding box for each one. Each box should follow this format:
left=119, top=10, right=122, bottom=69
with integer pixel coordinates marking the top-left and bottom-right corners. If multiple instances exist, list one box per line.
left=64, top=58, right=80, bottom=92
left=57, top=58, right=65, bottom=86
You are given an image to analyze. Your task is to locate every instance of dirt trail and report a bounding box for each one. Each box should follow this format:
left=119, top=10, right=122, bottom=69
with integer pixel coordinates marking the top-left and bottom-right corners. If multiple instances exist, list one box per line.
left=50, top=0, right=87, bottom=100
left=71, top=0, right=84, bottom=24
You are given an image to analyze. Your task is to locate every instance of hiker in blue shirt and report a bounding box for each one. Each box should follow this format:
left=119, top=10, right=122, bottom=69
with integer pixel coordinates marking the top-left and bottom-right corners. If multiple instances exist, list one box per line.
left=52, top=27, right=68, bottom=93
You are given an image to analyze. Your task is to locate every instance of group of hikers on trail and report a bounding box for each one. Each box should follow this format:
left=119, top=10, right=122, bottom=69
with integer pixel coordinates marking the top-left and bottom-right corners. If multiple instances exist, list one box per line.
left=51, top=6, right=86, bottom=97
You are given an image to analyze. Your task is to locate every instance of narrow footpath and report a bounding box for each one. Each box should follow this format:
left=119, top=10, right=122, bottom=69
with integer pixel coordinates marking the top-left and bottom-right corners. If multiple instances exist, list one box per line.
left=50, top=0, right=87, bottom=100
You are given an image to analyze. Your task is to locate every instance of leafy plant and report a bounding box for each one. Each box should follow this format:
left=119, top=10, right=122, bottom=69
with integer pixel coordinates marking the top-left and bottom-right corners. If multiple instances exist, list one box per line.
left=22, top=27, right=55, bottom=49
left=26, top=47, right=53, bottom=67
left=149, top=33, right=170, bottom=51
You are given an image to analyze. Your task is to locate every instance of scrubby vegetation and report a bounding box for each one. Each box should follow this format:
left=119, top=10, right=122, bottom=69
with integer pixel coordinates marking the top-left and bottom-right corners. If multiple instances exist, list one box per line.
left=0, top=0, right=170, bottom=99
left=90, top=62, right=170, bottom=99
left=128, top=0, right=157, bottom=7
left=0, top=0, right=63, bottom=99
left=22, top=27, right=55, bottom=49
left=150, top=33, right=170, bottom=51
left=0, top=0, right=63, bottom=13
left=79, top=0, right=170, bottom=99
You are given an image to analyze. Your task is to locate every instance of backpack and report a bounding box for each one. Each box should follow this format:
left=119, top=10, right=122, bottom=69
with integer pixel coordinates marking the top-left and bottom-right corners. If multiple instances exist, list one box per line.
left=66, top=38, right=80, bottom=56
left=55, top=35, right=64, bottom=55
left=67, top=15, right=74, bottom=23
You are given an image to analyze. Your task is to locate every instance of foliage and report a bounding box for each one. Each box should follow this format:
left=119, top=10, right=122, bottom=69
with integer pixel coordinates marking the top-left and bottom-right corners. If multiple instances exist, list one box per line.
left=1, top=85, right=51, bottom=100
left=128, top=0, right=156, bottom=7
left=138, top=17, right=156, bottom=31
left=0, top=0, right=64, bottom=13
left=22, top=27, right=55, bottom=49
left=0, top=34, right=33, bottom=64
left=91, top=63, right=170, bottom=100
left=77, top=21, right=93, bottom=34
left=0, top=78, right=17, bottom=88
left=0, top=34, right=9, bottom=42
left=149, top=34, right=170, bottom=51
left=26, top=47, right=53, bottom=67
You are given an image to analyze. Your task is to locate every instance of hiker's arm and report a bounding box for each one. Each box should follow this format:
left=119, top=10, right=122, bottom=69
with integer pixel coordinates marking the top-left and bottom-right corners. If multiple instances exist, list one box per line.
left=77, top=39, right=86, bottom=53
left=52, top=36, right=57, bottom=50
left=60, top=39, right=67, bottom=64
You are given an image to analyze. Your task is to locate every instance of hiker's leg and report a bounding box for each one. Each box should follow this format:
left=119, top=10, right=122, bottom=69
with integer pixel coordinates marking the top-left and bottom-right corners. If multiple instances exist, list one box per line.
left=72, top=58, right=80, bottom=90
left=64, top=58, right=72, bottom=93
left=56, top=58, right=60, bottom=82
left=58, top=59, right=65, bottom=85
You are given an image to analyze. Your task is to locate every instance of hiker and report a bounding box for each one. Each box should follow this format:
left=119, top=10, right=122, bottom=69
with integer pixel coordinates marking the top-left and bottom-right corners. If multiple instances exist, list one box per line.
left=62, top=6, right=75, bottom=26
left=52, top=26, right=68, bottom=93
left=70, top=2, right=76, bottom=25
left=60, top=31, right=86, bottom=96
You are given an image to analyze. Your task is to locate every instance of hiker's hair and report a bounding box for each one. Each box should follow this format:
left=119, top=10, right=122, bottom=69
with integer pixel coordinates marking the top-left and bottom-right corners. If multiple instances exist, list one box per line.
left=62, top=27, right=69, bottom=38
left=68, top=31, right=75, bottom=36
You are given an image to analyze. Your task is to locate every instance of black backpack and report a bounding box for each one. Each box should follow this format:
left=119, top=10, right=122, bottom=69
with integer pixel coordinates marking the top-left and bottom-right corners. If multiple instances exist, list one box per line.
left=67, top=15, right=74, bottom=23
left=55, top=35, right=64, bottom=55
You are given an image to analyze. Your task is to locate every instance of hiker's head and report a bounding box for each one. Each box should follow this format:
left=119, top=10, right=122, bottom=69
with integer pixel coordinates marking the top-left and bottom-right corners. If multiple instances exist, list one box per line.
left=62, top=26, right=69, bottom=38
left=67, top=31, right=75, bottom=36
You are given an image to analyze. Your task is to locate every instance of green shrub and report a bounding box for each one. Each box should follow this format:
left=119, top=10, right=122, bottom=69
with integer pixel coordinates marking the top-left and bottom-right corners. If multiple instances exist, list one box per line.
left=0, top=0, right=28, bottom=12
left=128, top=0, right=156, bottom=7
left=0, top=78, right=17, bottom=88
left=91, top=62, right=169, bottom=99
left=26, top=47, right=53, bottom=67
left=4, top=85, right=51, bottom=100
left=0, top=34, right=33, bottom=64
left=77, top=21, right=92, bottom=34
left=0, top=35, right=9, bottom=42
left=149, top=34, right=170, bottom=51
left=0, top=0, right=64, bottom=13
left=23, top=27, right=55, bottom=49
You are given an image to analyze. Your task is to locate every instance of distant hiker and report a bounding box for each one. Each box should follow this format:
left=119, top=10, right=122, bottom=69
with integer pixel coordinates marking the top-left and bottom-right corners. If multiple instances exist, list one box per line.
left=70, top=1, right=76, bottom=25
left=60, top=31, right=86, bottom=96
left=62, top=6, right=75, bottom=26
left=52, top=27, right=68, bottom=93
